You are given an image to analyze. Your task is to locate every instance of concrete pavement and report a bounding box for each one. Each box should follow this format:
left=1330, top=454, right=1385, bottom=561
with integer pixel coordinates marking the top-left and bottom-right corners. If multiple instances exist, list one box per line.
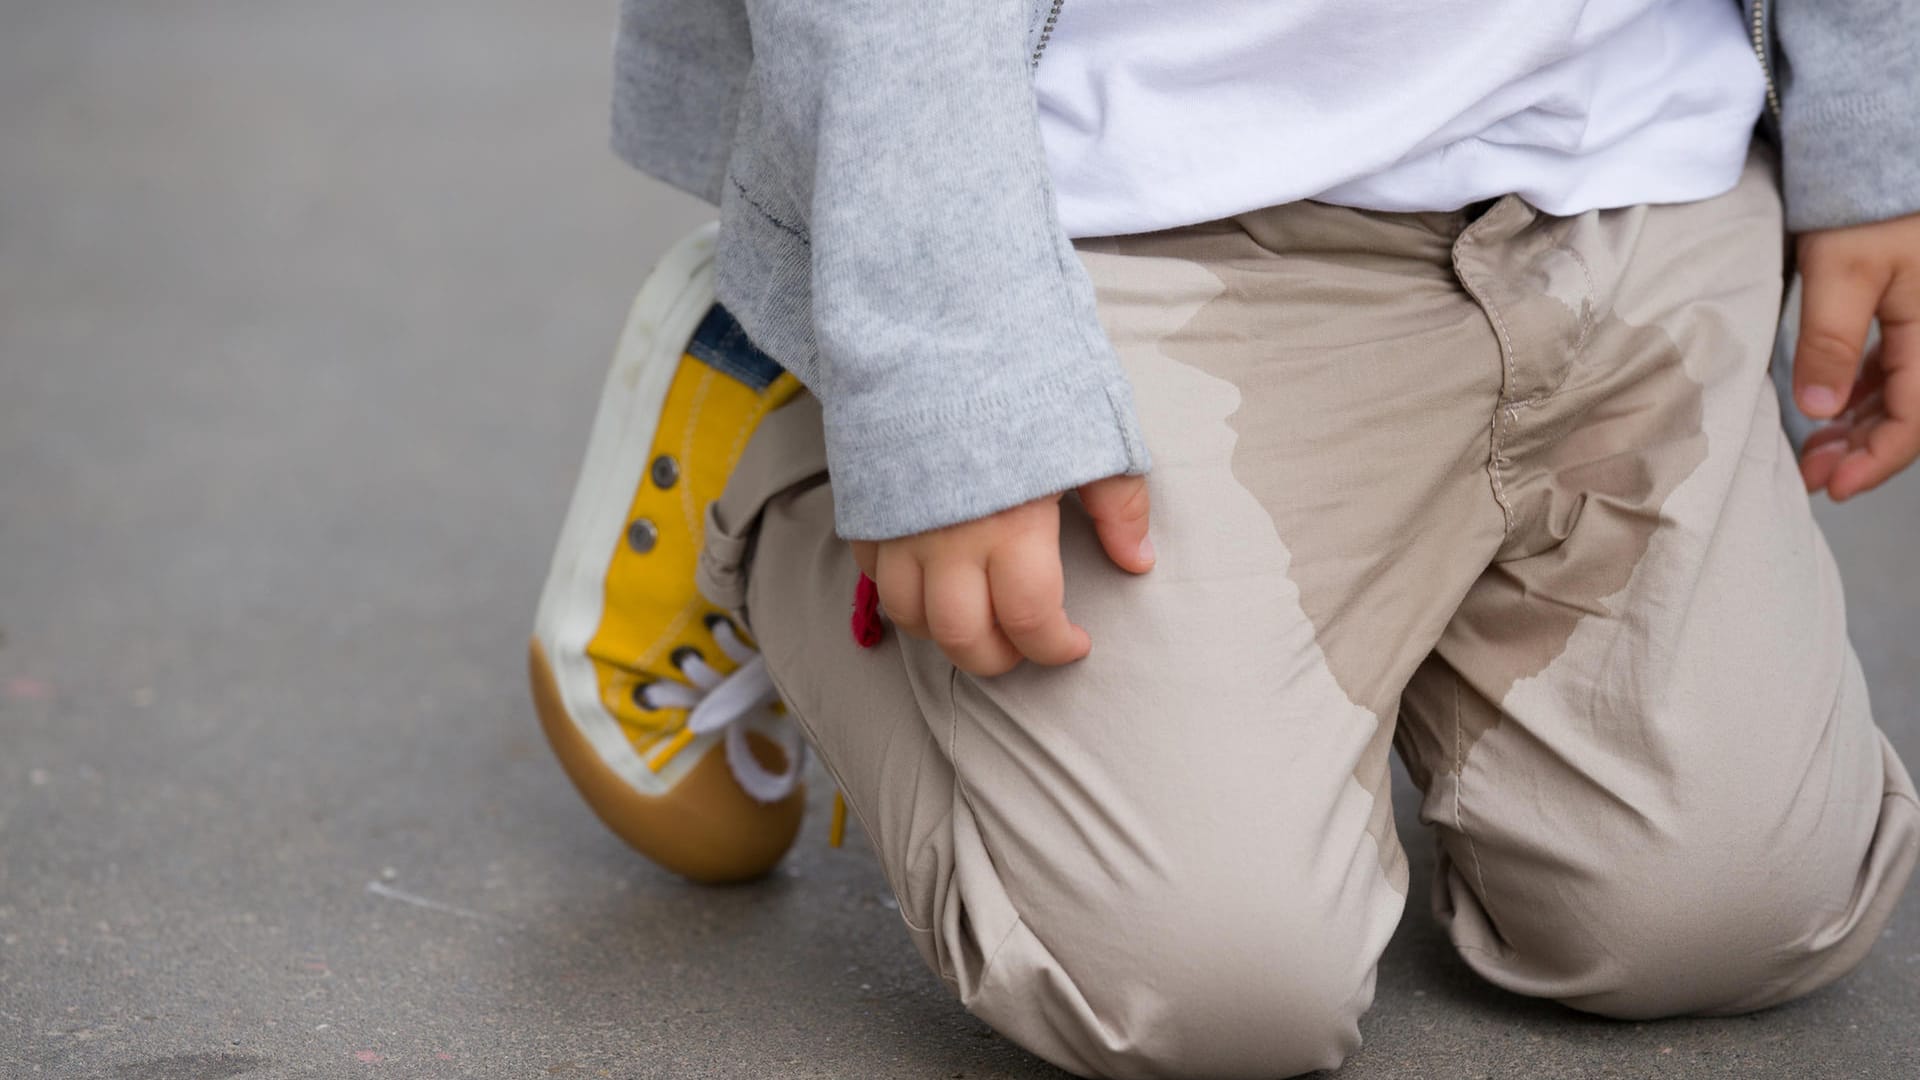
left=2, top=3, right=1916, bottom=1076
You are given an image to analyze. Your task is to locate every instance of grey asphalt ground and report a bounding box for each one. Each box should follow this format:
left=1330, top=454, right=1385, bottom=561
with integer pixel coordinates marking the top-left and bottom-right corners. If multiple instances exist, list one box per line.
left=2, top=3, right=1916, bottom=1078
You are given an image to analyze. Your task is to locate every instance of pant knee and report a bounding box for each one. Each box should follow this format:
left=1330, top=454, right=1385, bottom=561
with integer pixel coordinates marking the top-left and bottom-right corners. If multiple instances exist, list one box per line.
left=1481, top=825, right=1904, bottom=1020
left=972, top=891, right=1387, bottom=1079
left=1448, top=718, right=1920, bottom=1021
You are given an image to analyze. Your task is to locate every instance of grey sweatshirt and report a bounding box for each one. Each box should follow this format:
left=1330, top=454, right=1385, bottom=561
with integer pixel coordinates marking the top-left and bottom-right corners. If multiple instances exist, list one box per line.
left=612, top=0, right=1920, bottom=540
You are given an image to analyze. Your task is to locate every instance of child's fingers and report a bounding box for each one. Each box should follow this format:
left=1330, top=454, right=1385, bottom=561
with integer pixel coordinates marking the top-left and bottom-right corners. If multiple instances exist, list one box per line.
left=1825, top=423, right=1912, bottom=500
left=1800, top=439, right=1846, bottom=493
left=849, top=540, right=878, bottom=580
left=987, top=534, right=1090, bottom=668
left=1800, top=343, right=1891, bottom=494
left=924, top=560, right=1020, bottom=676
left=1825, top=322, right=1920, bottom=501
left=1077, top=474, right=1156, bottom=574
left=1793, top=238, right=1888, bottom=419
left=873, top=544, right=927, bottom=637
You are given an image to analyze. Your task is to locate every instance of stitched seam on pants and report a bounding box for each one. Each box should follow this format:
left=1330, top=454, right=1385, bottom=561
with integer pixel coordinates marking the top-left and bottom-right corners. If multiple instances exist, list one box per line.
left=1451, top=257, right=1518, bottom=536
left=938, top=670, right=1115, bottom=1026
left=976, top=913, right=1027, bottom=991
left=946, top=666, right=964, bottom=780
left=943, top=664, right=991, bottom=939
left=1486, top=407, right=1515, bottom=537
left=1451, top=669, right=1502, bottom=935
left=756, top=626, right=938, bottom=936
left=943, top=666, right=1030, bottom=989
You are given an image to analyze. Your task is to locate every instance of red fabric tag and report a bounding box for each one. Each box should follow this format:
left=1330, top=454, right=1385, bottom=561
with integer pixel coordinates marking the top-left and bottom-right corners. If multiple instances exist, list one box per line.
left=850, top=572, right=884, bottom=648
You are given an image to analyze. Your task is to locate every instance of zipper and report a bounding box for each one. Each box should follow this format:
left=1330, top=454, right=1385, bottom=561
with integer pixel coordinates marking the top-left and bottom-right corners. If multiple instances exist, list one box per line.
left=1749, top=0, right=1781, bottom=120
left=1031, top=0, right=1066, bottom=69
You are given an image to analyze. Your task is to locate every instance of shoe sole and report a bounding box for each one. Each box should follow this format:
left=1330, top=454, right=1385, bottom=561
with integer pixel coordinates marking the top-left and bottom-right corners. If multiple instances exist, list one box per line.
left=530, top=223, right=804, bottom=883
left=528, top=640, right=802, bottom=883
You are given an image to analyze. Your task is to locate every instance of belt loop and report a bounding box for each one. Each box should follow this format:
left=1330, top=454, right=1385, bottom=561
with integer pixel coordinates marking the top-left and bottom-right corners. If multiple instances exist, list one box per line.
left=696, top=501, right=753, bottom=617
left=693, top=393, right=830, bottom=627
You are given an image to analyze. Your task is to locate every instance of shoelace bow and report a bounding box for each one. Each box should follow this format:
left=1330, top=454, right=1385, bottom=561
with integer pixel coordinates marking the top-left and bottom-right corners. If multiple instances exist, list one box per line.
left=632, top=579, right=883, bottom=836
left=635, top=617, right=805, bottom=804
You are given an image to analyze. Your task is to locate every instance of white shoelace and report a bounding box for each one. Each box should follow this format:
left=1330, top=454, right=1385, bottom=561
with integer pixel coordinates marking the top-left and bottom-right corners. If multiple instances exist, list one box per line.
left=636, top=619, right=805, bottom=803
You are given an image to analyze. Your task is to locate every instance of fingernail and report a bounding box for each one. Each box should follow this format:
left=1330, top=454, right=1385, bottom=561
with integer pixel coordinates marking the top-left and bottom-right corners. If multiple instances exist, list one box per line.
left=1798, top=384, right=1839, bottom=417
left=1137, top=536, right=1156, bottom=565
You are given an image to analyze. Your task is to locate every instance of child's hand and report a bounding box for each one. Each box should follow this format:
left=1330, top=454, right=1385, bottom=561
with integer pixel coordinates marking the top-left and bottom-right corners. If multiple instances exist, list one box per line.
left=848, top=475, right=1155, bottom=676
left=1792, top=211, right=1920, bottom=500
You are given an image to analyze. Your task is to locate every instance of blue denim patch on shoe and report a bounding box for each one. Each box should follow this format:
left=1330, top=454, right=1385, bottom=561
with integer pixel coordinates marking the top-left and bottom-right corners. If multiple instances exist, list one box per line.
left=688, top=304, right=786, bottom=390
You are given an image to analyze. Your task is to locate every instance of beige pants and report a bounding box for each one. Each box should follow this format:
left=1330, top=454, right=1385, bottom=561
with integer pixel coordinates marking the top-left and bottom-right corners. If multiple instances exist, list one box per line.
left=696, top=151, right=1920, bottom=1080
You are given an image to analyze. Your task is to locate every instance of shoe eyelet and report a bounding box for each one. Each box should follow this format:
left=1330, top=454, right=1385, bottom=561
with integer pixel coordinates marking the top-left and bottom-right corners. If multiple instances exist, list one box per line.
left=630, top=680, right=657, bottom=710
left=625, top=518, right=659, bottom=553
left=669, top=645, right=703, bottom=672
left=703, top=613, right=734, bottom=636
left=650, top=454, right=680, bottom=490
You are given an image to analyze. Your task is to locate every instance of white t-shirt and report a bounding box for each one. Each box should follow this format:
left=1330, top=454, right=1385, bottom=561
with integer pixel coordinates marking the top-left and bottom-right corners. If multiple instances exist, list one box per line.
left=1033, top=0, right=1768, bottom=238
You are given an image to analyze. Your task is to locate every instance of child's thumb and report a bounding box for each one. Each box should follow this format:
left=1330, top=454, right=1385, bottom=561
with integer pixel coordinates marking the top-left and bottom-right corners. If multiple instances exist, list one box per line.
left=1077, top=474, right=1155, bottom=574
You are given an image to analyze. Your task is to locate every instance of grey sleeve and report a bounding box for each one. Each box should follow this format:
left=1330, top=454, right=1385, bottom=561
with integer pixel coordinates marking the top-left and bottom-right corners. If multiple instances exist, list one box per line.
left=1773, top=0, right=1920, bottom=231
left=610, top=0, right=752, bottom=207
left=751, top=0, right=1151, bottom=541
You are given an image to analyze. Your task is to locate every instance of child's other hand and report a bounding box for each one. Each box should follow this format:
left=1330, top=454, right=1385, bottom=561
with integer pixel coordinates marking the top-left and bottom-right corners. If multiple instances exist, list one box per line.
left=1793, top=210, right=1920, bottom=500
left=848, top=475, right=1155, bottom=676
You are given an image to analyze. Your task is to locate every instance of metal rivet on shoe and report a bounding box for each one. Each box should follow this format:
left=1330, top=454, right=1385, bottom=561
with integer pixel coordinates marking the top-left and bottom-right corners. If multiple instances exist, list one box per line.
left=650, top=454, right=680, bottom=489
left=625, top=518, right=659, bottom=553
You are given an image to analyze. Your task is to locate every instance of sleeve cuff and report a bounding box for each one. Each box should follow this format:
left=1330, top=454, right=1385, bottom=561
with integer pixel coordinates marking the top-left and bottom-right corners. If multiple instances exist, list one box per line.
left=1782, top=92, right=1920, bottom=231
left=823, top=374, right=1151, bottom=541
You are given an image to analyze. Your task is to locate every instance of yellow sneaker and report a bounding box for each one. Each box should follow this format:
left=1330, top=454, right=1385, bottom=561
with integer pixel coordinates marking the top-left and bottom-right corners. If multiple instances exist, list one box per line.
left=530, top=223, right=807, bottom=883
